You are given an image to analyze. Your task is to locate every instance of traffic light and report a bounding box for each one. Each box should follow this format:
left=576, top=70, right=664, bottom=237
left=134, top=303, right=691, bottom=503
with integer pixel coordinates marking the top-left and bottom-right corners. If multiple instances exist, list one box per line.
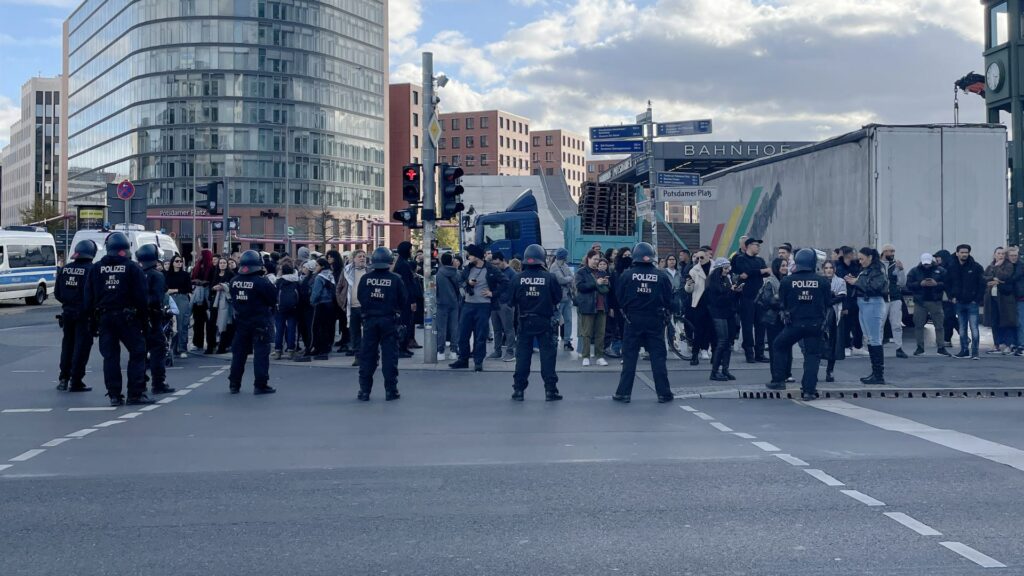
left=402, top=164, right=422, bottom=204
left=196, top=181, right=221, bottom=215
left=439, top=164, right=465, bottom=220
left=393, top=205, right=420, bottom=229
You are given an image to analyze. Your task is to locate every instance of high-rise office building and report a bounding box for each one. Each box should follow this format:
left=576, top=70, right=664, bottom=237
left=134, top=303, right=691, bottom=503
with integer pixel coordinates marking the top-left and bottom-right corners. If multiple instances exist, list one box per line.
left=62, top=0, right=387, bottom=256
left=1, top=77, right=62, bottom=226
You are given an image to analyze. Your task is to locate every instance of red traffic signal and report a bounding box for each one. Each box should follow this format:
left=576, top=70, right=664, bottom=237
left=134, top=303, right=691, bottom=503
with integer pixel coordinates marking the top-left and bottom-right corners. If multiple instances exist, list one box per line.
left=402, top=163, right=422, bottom=204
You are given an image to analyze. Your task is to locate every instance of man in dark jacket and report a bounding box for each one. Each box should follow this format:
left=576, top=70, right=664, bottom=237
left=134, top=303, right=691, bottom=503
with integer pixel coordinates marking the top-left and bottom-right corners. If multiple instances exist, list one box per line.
left=947, top=244, right=986, bottom=359
left=731, top=238, right=770, bottom=363
left=835, top=246, right=864, bottom=354
left=56, top=240, right=97, bottom=392
left=487, top=252, right=517, bottom=362
left=435, top=252, right=461, bottom=360
left=450, top=244, right=509, bottom=371
left=393, top=241, right=418, bottom=357
left=906, top=253, right=950, bottom=357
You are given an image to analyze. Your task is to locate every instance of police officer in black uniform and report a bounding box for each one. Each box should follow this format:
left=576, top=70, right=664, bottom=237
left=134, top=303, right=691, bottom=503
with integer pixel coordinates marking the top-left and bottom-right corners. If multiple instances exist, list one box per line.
left=55, top=239, right=97, bottom=392
left=136, top=244, right=175, bottom=395
left=85, top=232, right=154, bottom=406
left=510, top=244, right=563, bottom=402
left=613, top=242, right=675, bottom=404
left=356, top=246, right=407, bottom=401
left=768, top=249, right=831, bottom=401
left=228, top=250, right=277, bottom=395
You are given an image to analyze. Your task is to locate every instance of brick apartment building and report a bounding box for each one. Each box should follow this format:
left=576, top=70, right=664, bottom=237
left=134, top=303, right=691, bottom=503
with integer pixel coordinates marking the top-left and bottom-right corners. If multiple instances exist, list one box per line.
left=388, top=83, right=424, bottom=244
left=437, top=110, right=531, bottom=176
left=531, top=129, right=587, bottom=201
left=585, top=158, right=626, bottom=183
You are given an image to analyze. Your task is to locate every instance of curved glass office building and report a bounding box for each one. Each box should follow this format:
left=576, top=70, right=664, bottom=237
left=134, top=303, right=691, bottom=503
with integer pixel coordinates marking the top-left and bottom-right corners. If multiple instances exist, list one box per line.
left=62, top=0, right=387, bottom=255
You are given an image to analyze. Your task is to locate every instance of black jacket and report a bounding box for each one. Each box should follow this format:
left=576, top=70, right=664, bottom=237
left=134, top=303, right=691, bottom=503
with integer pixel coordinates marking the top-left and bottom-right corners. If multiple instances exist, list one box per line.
left=459, top=263, right=508, bottom=306
left=731, top=251, right=767, bottom=298
left=615, top=264, right=672, bottom=316
left=574, top=266, right=601, bottom=315
left=947, top=256, right=986, bottom=304
left=706, top=269, right=739, bottom=320
left=906, top=264, right=947, bottom=303
left=853, top=263, right=888, bottom=299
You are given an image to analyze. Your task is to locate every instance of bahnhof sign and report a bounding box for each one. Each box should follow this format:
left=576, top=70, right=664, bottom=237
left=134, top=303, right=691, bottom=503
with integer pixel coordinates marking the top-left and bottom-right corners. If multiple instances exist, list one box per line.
left=599, top=141, right=813, bottom=186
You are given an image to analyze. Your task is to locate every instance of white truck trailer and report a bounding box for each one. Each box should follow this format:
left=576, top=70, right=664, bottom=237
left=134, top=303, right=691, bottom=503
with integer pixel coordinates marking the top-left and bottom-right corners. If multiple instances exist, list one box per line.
left=699, top=124, right=1008, bottom=262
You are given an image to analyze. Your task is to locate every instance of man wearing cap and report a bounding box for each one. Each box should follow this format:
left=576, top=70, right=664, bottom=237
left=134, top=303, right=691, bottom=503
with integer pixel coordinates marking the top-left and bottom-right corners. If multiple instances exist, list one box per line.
left=450, top=244, right=508, bottom=372
left=880, top=244, right=909, bottom=358
left=487, top=252, right=517, bottom=363
left=732, top=238, right=771, bottom=363
left=550, top=249, right=575, bottom=351
left=906, top=253, right=951, bottom=356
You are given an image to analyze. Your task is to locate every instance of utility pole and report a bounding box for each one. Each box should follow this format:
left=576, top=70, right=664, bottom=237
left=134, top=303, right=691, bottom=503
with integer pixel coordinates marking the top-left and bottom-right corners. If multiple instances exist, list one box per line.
left=642, top=101, right=657, bottom=253
left=284, top=119, right=291, bottom=256
left=422, top=52, right=438, bottom=364
left=222, top=180, right=231, bottom=255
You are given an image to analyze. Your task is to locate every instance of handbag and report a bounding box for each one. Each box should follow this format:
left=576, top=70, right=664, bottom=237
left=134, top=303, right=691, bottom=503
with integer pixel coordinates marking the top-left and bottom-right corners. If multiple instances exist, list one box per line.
left=191, top=285, right=209, bottom=307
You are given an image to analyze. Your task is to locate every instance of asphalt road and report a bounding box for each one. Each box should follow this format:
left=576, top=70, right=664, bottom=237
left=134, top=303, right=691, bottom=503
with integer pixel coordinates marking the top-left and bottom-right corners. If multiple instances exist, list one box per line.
left=1, top=310, right=1023, bottom=575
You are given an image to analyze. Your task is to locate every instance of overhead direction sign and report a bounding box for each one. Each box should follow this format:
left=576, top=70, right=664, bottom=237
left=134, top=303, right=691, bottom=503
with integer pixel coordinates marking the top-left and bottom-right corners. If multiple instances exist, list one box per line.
left=657, top=119, right=713, bottom=137
left=589, top=125, right=643, bottom=141
left=656, top=186, right=718, bottom=202
left=592, top=140, right=645, bottom=155
left=635, top=159, right=650, bottom=176
left=656, top=172, right=701, bottom=187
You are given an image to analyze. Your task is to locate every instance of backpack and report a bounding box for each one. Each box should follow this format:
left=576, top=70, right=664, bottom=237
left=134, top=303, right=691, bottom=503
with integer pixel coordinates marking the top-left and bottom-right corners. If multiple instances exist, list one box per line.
left=277, top=279, right=299, bottom=313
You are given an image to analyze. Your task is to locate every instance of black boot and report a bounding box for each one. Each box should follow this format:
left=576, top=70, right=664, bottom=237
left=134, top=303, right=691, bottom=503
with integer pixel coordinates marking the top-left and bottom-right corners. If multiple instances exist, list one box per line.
left=860, top=345, right=886, bottom=385
left=825, top=371, right=834, bottom=383
left=545, top=390, right=563, bottom=402
left=511, top=390, right=525, bottom=401
left=57, top=378, right=69, bottom=391
left=690, top=353, right=700, bottom=366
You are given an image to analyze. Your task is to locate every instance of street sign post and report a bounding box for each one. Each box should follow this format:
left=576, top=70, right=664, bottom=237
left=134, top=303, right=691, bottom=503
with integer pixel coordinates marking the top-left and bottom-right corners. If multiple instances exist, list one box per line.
left=287, top=226, right=295, bottom=237
left=656, top=172, right=701, bottom=187
left=212, top=217, right=240, bottom=232
left=592, top=140, right=645, bottom=154
left=117, top=179, right=136, bottom=226
left=428, top=113, right=443, bottom=149
left=655, top=186, right=718, bottom=202
left=657, top=119, right=713, bottom=137
left=635, top=159, right=650, bottom=176
left=589, top=125, right=644, bottom=141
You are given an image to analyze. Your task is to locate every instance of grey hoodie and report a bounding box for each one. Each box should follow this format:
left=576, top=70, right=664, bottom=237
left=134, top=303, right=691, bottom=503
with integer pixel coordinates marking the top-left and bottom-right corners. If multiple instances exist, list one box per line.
left=549, top=259, right=574, bottom=302
left=436, top=265, right=461, bottom=309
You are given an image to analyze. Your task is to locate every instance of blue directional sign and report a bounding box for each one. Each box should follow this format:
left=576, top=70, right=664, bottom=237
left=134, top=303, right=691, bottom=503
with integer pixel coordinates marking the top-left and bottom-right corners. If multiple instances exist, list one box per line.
left=589, top=125, right=644, bottom=141
left=657, top=119, right=713, bottom=137
left=635, top=159, right=650, bottom=176
left=656, top=171, right=700, bottom=186
left=592, top=140, right=645, bottom=154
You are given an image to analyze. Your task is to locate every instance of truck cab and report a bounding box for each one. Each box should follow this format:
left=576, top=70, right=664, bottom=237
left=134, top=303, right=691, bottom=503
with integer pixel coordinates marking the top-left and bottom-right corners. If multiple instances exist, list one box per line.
left=472, top=190, right=541, bottom=260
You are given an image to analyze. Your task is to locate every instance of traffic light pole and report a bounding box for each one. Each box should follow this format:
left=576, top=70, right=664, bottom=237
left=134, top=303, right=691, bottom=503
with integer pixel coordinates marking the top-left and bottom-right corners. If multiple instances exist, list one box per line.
left=222, top=181, right=231, bottom=255
left=421, top=52, right=438, bottom=364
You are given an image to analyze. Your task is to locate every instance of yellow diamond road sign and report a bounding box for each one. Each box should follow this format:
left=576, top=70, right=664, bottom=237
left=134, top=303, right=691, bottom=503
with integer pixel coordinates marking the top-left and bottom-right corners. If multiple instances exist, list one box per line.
left=428, top=114, right=442, bottom=148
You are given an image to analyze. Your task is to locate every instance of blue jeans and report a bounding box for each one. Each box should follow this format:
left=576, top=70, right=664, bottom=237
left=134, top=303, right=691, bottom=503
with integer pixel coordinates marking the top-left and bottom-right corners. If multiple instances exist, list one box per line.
left=458, top=303, right=492, bottom=366
left=857, top=297, right=886, bottom=346
left=1018, top=302, right=1024, bottom=349
left=955, top=302, right=980, bottom=355
left=170, top=294, right=191, bottom=354
left=275, top=310, right=297, bottom=352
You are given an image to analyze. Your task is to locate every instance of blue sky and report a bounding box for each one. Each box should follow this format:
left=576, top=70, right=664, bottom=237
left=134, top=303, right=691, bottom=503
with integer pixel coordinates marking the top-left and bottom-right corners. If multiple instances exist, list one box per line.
left=0, top=0, right=993, bottom=149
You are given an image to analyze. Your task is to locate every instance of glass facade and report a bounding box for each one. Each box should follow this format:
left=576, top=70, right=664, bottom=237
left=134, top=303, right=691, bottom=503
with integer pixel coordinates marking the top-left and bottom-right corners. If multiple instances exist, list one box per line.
left=65, top=0, right=386, bottom=216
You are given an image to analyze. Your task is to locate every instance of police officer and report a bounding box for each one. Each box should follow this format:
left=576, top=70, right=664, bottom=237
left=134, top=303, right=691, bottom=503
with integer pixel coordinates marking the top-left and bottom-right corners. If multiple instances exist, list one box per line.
left=85, top=232, right=153, bottom=406
left=768, top=249, right=831, bottom=401
left=510, top=244, right=563, bottom=402
left=55, top=239, right=97, bottom=392
left=136, top=244, right=175, bottom=395
left=356, top=247, right=407, bottom=401
left=613, top=242, right=675, bottom=404
left=228, top=250, right=277, bottom=395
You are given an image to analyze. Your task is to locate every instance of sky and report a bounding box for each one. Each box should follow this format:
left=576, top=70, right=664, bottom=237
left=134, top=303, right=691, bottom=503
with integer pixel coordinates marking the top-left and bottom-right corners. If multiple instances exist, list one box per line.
left=0, top=0, right=993, bottom=151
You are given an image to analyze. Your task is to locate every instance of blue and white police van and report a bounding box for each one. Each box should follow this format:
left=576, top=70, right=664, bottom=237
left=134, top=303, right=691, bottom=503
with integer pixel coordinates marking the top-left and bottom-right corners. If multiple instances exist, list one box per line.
left=0, top=226, right=58, bottom=305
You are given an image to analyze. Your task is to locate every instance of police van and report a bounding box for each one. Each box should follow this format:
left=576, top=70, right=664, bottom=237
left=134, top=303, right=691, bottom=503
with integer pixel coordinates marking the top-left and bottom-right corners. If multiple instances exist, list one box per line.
left=70, top=224, right=180, bottom=264
left=0, top=227, right=58, bottom=305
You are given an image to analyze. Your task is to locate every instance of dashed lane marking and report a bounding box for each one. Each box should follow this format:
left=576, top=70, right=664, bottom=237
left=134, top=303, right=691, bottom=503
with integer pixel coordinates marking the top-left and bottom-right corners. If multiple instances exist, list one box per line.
left=733, top=432, right=756, bottom=439
left=2, top=409, right=52, bottom=413
left=680, top=406, right=698, bottom=412
left=0, top=464, right=12, bottom=472
left=10, top=449, right=45, bottom=462
left=11, top=370, right=44, bottom=373
left=199, top=376, right=214, bottom=383
left=804, top=469, right=845, bottom=486
left=41, top=438, right=70, bottom=447
left=751, top=441, right=780, bottom=452
left=884, top=513, right=942, bottom=536
left=694, top=412, right=715, bottom=421
left=940, top=542, right=1007, bottom=568
left=65, top=429, right=97, bottom=438
left=93, top=420, right=124, bottom=428
left=840, top=490, right=886, bottom=507
left=138, top=405, right=160, bottom=412
left=118, top=412, right=143, bottom=419
left=172, top=390, right=191, bottom=396
left=157, top=397, right=178, bottom=404
left=68, top=407, right=116, bottom=412
left=774, top=454, right=809, bottom=467
left=186, top=383, right=203, bottom=389
left=710, top=422, right=733, bottom=432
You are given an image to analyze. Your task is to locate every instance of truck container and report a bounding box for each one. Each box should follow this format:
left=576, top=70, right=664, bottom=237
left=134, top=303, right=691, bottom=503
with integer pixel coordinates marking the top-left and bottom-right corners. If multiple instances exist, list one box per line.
left=699, top=124, right=1008, bottom=262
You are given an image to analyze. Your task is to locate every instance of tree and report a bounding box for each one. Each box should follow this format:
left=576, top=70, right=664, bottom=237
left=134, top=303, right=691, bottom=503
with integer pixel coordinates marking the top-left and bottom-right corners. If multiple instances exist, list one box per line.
left=19, top=198, right=63, bottom=235
left=435, top=226, right=458, bottom=251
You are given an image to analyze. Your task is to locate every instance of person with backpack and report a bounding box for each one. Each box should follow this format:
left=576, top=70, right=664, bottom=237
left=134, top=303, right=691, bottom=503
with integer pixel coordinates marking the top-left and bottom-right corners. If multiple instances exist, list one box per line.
left=273, top=262, right=300, bottom=360
left=308, top=258, right=336, bottom=360
left=294, top=260, right=317, bottom=361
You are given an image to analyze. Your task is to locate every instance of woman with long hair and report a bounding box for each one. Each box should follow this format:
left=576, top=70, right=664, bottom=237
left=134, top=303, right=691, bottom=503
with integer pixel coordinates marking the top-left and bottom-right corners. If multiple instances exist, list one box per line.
left=822, top=260, right=847, bottom=382
left=326, top=249, right=349, bottom=352
left=845, top=247, right=889, bottom=384
left=684, top=250, right=714, bottom=365
left=209, top=257, right=235, bottom=354
left=707, top=258, right=741, bottom=381
left=190, top=249, right=215, bottom=352
left=165, top=255, right=192, bottom=358
left=663, top=255, right=682, bottom=352
left=575, top=250, right=609, bottom=366
left=983, top=246, right=1019, bottom=353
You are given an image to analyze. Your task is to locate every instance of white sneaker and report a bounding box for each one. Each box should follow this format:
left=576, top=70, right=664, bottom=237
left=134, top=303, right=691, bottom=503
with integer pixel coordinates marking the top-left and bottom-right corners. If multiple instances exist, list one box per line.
left=596, top=358, right=608, bottom=366
left=447, top=351, right=457, bottom=360
left=700, top=350, right=711, bottom=360
left=179, top=353, right=187, bottom=359
left=437, top=352, right=446, bottom=361
left=582, top=358, right=591, bottom=367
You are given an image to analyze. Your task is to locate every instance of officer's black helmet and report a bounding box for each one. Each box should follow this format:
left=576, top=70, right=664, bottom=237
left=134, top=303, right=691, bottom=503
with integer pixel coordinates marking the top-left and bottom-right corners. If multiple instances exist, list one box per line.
left=370, top=246, right=393, bottom=270
left=794, top=248, right=817, bottom=273
left=632, top=242, right=656, bottom=264
left=238, top=250, right=265, bottom=274
left=136, top=243, right=159, bottom=265
left=523, top=244, right=545, bottom=267
left=105, top=232, right=130, bottom=256
left=72, top=239, right=97, bottom=262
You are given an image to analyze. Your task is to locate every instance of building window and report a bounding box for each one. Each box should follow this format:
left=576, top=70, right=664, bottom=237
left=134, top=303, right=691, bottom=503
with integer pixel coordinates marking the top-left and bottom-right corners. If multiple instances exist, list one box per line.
left=480, top=154, right=488, bottom=165
left=451, top=118, right=460, bottom=130
left=441, top=156, right=448, bottom=163
left=991, top=2, right=1009, bottom=47
left=480, top=135, right=489, bottom=148
left=414, top=135, right=419, bottom=148
left=532, top=136, right=540, bottom=147
left=452, top=137, right=460, bottom=148
left=466, top=117, right=475, bottom=130
left=546, top=152, right=553, bottom=162
left=413, top=113, right=419, bottom=127
left=545, top=135, right=554, bottom=146
left=499, top=135, right=504, bottom=147
left=413, top=91, right=419, bottom=105
left=465, top=155, right=475, bottom=166
left=532, top=152, right=539, bottom=161
left=438, top=138, right=446, bottom=149
left=452, top=155, right=461, bottom=165
left=499, top=154, right=504, bottom=165
left=466, top=136, right=474, bottom=148
left=499, top=117, right=505, bottom=129
left=480, top=116, right=489, bottom=129
left=546, top=167, right=554, bottom=176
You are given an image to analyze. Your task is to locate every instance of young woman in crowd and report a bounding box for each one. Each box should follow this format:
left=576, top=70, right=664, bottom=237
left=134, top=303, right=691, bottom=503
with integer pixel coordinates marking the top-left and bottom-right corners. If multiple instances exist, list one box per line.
left=845, top=247, right=888, bottom=384
left=984, top=246, right=1018, bottom=353
left=574, top=250, right=609, bottom=367
left=685, top=249, right=714, bottom=365
left=165, top=255, right=192, bottom=359
left=190, top=249, right=215, bottom=353
left=822, top=260, right=847, bottom=382
left=209, top=257, right=235, bottom=354
left=273, top=262, right=301, bottom=360
left=707, top=258, right=740, bottom=381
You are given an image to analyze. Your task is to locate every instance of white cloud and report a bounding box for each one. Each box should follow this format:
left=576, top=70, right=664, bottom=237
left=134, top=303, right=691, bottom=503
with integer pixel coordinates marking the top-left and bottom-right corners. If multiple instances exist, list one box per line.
left=0, top=0, right=78, bottom=6
left=389, top=0, right=422, bottom=57
left=0, top=95, right=21, bottom=149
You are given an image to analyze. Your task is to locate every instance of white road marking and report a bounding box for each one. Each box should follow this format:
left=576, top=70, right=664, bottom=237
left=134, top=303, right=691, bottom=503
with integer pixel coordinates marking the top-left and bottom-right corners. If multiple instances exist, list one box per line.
left=884, top=512, right=942, bottom=536
left=809, top=400, right=1024, bottom=474
left=93, top=420, right=124, bottom=428
left=11, top=370, right=44, bottom=373
left=751, top=441, right=780, bottom=452
left=41, top=438, right=70, bottom=447
left=679, top=406, right=698, bottom=412
left=774, top=454, right=809, bottom=466
left=172, top=390, right=191, bottom=396
left=710, top=422, right=734, bottom=432
left=940, top=542, right=1006, bottom=568
left=0, top=464, right=12, bottom=472
left=199, top=376, right=214, bottom=383
left=10, top=449, right=45, bottom=462
left=804, top=469, right=844, bottom=486
left=733, top=432, right=756, bottom=439
left=68, top=407, right=117, bottom=412
left=157, top=397, right=177, bottom=404
left=118, top=412, right=143, bottom=419
left=138, top=405, right=160, bottom=411
left=186, top=383, right=203, bottom=389
left=2, top=408, right=52, bottom=413
left=66, top=428, right=97, bottom=438
left=840, top=490, right=885, bottom=507
left=694, top=412, right=715, bottom=421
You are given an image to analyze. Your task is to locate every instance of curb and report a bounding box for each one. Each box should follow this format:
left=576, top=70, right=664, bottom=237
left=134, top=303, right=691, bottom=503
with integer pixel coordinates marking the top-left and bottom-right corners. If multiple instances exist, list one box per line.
left=673, top=387, right=1024, bottom=400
